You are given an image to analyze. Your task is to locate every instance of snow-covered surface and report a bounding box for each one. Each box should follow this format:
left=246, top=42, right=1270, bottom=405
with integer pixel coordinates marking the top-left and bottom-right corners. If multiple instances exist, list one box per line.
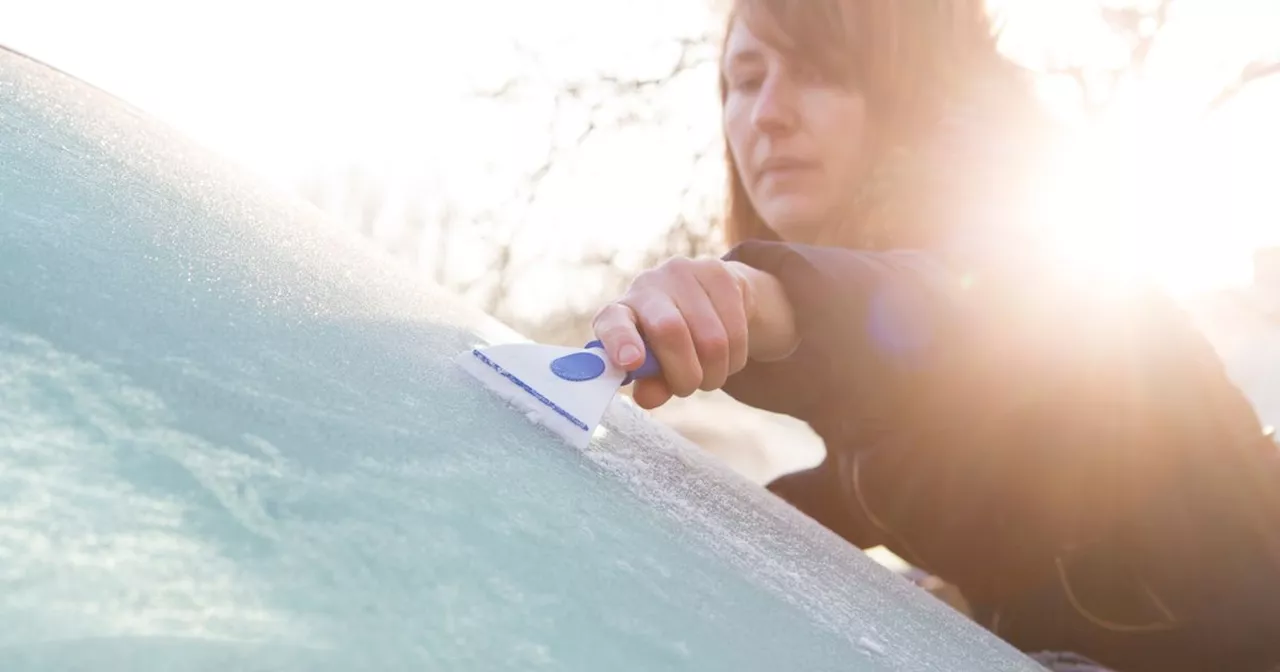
left=0, top=47, right=1042, bottom=670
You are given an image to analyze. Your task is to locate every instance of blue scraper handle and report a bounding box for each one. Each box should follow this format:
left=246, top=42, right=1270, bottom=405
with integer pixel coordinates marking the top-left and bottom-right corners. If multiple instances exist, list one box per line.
left=584, top=339, right=661, bottom=385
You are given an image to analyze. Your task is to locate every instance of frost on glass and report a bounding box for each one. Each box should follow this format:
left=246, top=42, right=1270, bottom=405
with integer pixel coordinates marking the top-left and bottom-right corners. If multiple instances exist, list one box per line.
left=0, top=48, right=1041, bottom=671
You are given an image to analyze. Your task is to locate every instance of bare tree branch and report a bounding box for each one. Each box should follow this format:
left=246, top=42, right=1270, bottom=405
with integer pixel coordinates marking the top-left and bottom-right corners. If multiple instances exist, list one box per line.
left=1038, top=0, right=1176, bottom=117
left=1205, top=60, right=1280, bottom=114
left=1101, top=0, right=1173, bottom=74
left=471, top=41, right=544, bottom=99
left=448, top=30, right=722, bottom=328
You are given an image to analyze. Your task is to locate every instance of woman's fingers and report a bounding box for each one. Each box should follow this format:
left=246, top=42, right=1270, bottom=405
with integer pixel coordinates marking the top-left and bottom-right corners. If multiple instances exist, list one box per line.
left=591, top=302, right=645, bottom=369
left=632, top=378, right=674, bottom=410
left=671, top=277, right=731, bottom=392
left=590, top=298, right=682, bottom=407
left=632, top=292, right=703, bottom=397
left=693, top=260, right=751, bottom=379
left=591, top=256, right=754, bottom=407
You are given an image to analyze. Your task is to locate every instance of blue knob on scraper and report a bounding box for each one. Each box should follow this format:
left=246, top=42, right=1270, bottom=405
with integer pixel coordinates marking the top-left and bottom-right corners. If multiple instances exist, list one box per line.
left=582, top=339, right=661, bottom=385
left=550, top=351, right=608, bottom=382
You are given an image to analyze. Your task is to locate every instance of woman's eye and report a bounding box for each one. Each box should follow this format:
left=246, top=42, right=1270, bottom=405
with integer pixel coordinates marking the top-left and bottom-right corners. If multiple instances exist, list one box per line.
left=728, top=73, right=763, bottom=92
left=792, top=62, right=825, bottom=83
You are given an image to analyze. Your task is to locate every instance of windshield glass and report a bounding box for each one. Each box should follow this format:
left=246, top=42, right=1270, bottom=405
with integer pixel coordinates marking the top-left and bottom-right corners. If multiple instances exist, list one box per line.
left=0, top=47, right=1041, bottom=671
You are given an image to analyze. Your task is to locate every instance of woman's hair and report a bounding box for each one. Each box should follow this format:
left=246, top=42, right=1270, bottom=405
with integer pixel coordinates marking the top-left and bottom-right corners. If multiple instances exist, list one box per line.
left=719, top=0, right=1044, bottom=249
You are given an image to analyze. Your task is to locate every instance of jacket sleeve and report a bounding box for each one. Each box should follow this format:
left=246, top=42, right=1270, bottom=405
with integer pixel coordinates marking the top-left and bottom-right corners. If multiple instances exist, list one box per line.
left=721, top=240, right=969, bottom=431
left=721, top=239, right=1273, bottom=583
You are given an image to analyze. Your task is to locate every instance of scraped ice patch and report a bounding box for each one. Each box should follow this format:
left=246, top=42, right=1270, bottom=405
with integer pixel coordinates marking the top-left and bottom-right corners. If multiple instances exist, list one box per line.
left=0, top=327, right=308, bottom=647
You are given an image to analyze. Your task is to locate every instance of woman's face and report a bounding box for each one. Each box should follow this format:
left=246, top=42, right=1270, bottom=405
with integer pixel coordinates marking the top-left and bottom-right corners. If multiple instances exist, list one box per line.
left=721, top=15, right=871, bottom=244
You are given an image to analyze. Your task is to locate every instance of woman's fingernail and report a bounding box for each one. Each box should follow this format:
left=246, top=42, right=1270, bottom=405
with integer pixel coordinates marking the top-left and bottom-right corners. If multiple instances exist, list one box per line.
left=619, top=344, right=641, bottom=365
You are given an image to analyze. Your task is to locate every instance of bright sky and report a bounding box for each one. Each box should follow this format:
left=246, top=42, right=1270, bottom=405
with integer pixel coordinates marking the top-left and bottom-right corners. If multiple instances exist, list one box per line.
left=4, top=0, right=1279, bottom=313
left=992, top=0, right=1280, bottom=295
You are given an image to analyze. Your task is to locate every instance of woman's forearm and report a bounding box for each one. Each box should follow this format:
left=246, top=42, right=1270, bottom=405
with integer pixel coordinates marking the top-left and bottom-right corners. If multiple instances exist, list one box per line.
left=727, top=260, right=799, bottom=362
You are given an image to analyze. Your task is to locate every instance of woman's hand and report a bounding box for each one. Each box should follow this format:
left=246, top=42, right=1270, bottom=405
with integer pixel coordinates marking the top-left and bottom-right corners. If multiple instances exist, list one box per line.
left=591, top=256, right=798, bottom=410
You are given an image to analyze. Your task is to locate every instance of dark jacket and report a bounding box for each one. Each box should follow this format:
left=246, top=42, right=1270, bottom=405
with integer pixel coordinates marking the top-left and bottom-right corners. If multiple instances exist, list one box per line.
left=721, top=240, right=1280, bottom=672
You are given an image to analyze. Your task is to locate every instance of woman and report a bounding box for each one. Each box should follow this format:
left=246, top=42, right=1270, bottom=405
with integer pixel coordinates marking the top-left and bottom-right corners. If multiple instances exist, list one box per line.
left=590, top=2, right=1280, bottom=671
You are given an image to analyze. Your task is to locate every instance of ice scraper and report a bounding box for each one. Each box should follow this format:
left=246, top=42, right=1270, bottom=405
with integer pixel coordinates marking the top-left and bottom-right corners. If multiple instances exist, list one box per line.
left=457, top=339, right=661, bottom=449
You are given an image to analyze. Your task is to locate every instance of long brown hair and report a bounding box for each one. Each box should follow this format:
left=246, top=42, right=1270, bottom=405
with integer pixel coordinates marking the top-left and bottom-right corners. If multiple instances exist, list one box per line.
left=719, top=0, right=1042, bottom=250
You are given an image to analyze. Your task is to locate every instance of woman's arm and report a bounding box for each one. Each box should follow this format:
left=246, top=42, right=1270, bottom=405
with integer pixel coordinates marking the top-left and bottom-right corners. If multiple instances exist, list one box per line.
left=721, top=240, right=966, bottom=426
left=722, top=238, right=1275, bottom=585
left=724, top=259, right=800, bottom=363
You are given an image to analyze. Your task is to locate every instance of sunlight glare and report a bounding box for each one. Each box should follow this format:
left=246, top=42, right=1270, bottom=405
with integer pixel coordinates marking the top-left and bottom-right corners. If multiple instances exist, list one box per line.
left=1028, top=98, right=1273, bottom=298
left=1032, top=126, right=1152, bottom=293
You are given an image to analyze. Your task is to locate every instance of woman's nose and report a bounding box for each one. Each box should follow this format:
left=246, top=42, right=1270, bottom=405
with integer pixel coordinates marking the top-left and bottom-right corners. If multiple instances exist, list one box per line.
left=752, top=75, right=799, bottom=135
